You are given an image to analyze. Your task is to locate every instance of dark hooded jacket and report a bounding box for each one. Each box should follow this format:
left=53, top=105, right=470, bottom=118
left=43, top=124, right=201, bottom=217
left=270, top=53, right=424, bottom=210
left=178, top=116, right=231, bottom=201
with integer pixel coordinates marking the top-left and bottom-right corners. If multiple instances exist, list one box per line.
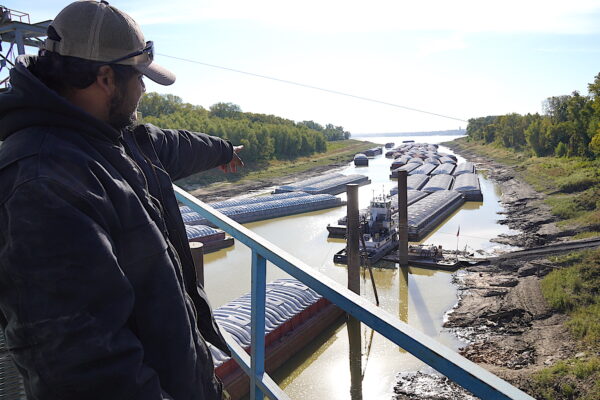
left=0, top=55, right=233, bottom=400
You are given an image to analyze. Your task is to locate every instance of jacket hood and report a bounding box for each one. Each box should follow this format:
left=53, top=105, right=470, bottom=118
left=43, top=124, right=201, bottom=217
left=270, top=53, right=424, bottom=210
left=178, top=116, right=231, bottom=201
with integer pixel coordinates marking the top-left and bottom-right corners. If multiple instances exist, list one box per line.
left=0, top=55, right=120, bottom=142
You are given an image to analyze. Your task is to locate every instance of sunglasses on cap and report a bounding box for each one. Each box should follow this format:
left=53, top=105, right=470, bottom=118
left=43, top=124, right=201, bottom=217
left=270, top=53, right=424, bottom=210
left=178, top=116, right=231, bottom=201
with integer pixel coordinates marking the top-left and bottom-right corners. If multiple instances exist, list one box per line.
left=107, top=41, right=154, bottom=65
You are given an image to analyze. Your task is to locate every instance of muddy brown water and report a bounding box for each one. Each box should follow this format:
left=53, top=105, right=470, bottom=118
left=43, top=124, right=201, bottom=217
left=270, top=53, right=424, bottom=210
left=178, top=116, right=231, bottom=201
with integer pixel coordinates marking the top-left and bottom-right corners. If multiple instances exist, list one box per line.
left=202, top=135, right=518, bottom=399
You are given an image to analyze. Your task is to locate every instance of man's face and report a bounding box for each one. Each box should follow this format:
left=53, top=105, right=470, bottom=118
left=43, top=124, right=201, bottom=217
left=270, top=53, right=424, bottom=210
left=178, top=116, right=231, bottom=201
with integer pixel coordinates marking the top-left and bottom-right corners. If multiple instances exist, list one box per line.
left=108, top=71, right=145, bottom=131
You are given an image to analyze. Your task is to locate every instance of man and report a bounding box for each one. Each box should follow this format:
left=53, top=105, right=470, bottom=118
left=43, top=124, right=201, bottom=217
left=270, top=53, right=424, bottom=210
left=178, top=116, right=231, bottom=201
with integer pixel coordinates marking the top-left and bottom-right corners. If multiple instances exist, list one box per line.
left=0, top=1, right=242, bottom=399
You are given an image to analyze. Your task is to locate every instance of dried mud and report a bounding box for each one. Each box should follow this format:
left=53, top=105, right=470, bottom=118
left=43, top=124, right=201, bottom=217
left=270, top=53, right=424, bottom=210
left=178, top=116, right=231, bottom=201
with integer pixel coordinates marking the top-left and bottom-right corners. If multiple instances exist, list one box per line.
left=435, top=144, right=578, bottom=399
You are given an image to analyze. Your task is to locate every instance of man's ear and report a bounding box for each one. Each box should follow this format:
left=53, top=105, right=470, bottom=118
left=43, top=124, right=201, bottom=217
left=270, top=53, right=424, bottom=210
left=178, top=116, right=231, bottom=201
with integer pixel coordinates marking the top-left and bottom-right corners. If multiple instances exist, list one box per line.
left=96, top=65, right=117, bottom=97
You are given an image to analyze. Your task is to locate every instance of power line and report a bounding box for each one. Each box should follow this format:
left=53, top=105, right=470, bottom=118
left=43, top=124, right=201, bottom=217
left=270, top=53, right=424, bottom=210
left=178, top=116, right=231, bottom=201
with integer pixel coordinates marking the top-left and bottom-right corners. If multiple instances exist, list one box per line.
left=157, top=53, right=468, bottom=123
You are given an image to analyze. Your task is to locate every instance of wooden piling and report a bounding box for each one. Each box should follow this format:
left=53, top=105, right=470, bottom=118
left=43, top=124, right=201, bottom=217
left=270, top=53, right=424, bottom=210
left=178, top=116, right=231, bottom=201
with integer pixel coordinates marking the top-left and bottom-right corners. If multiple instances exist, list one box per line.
left=397, top=170, right=408, bottom=267
left=346, top=184, right=360, bottom=295
left=189, top=241, right=205, bottom=287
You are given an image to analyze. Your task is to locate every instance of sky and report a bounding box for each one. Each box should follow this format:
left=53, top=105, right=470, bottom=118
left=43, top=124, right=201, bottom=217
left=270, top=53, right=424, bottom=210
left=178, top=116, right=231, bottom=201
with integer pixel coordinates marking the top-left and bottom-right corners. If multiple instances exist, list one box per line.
left=9, top=0, right=600, bottom=134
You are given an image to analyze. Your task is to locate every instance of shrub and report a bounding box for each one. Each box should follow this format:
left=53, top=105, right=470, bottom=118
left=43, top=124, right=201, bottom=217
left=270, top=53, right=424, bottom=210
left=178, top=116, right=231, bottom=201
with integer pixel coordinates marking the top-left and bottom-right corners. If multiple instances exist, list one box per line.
left=555, top=142, right=568, bottom=157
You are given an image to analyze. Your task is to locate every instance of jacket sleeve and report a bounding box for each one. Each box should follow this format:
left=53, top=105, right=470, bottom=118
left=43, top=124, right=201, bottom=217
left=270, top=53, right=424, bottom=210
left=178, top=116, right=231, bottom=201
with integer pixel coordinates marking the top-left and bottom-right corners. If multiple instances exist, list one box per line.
left=0, top=179, right=172, bottom=400
left=138, top=124, right=234, bottom=181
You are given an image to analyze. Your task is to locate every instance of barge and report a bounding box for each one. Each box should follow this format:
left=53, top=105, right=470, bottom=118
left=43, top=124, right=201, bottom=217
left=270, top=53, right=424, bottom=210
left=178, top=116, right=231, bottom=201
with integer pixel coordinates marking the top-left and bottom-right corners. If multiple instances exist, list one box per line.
left=390, top=162, right=421, bottom=178
left=422, top=174, right=454, bottom=192
left=453, top=173, right=484, bottom=201
left=390, top=175, right=430, bottom=192
left=409, top=163, right=437, bottom=176
left=210, top=279, right=344, bottom=400
left=274, top=172, right=370, bottom=195
left=363, top=147, right=383, bottom=157
left=184, top=225, right=234, bottom=253
left=453, top=162, right=476, bottom=176
left=407, top=191, right=465, bottom=241
left=354, top=153, right=368, bottom=166
left=181, top=193, right=344, bottom=227
left=430, top=162, right=456, bottom=175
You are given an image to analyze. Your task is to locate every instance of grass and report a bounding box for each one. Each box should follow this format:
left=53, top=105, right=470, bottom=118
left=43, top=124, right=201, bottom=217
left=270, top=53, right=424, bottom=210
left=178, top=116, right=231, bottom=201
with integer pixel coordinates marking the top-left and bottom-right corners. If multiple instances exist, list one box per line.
left=533, top=249, right=600, bottom=399
left=545, top=195, right=586, bottom=220
left=532, top=357, right=600, bottom=400
left=176, top=139, right=375, bottom=188
left=573, top=231, right=600, bottom=240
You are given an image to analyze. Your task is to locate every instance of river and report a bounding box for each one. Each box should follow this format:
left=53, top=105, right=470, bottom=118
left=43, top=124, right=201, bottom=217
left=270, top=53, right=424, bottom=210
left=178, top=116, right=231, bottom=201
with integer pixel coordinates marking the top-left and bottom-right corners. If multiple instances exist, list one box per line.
left=202, top=134, right=517, bottom=399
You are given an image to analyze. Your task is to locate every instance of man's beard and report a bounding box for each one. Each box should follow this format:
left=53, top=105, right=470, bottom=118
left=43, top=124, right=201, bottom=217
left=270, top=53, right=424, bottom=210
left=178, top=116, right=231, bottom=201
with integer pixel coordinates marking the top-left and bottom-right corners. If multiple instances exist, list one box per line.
left=108, top=85, right=137, bottom=131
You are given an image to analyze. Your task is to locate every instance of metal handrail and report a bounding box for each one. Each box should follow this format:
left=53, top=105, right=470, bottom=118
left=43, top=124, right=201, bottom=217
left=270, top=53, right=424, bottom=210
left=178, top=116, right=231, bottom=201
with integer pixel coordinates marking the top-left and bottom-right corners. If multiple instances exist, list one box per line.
left=174, top=185, right=534, bottom=400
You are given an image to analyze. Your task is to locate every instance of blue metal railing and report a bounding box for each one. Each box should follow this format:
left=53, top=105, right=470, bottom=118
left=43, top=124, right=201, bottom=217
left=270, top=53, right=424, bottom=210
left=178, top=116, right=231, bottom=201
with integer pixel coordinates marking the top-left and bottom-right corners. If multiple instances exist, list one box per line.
left=174, top=185, right=535, bottom=400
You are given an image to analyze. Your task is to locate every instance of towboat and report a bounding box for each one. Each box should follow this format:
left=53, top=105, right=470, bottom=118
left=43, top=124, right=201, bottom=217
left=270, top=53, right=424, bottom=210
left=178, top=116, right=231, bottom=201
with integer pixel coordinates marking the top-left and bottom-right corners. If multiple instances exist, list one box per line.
left=333, top=194, right=398, bottom=264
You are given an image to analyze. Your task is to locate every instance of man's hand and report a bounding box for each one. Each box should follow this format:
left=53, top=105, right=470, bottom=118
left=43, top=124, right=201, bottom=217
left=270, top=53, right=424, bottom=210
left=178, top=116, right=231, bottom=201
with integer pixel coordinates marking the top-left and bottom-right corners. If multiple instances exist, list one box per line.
left=219, top=145, right=244, bottom=173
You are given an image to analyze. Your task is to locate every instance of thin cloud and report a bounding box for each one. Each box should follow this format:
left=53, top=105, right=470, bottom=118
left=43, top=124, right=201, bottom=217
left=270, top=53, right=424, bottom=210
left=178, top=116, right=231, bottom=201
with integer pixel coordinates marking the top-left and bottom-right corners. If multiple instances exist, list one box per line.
left=127, top=0, right=600, bottom=35
left=415, top=33, right=468, bottom=58
left=537, top=47, right=600, bottom=54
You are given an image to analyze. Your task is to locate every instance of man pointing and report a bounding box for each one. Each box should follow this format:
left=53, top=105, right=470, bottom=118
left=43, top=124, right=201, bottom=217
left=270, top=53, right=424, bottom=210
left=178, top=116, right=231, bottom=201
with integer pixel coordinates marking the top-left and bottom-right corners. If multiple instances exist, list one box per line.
left=0, top=1, right=241, bottom=398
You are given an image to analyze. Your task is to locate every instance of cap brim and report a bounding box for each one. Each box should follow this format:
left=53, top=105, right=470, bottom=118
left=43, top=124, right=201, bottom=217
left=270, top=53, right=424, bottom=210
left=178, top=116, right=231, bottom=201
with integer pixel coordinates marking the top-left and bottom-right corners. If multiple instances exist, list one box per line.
left=135, top=62, right=176, bottom=86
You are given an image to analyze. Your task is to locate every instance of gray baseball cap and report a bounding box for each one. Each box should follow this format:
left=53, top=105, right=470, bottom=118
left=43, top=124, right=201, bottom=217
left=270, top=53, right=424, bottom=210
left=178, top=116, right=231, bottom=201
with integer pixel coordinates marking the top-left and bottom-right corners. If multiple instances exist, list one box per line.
left=44, top=0, right=175, bottom=85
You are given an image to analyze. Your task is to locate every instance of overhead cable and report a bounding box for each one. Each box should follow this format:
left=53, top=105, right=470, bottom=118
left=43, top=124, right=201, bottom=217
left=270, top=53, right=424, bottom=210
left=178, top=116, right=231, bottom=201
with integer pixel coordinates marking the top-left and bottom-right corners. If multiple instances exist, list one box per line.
left=158, top=53, right=468, bottom=123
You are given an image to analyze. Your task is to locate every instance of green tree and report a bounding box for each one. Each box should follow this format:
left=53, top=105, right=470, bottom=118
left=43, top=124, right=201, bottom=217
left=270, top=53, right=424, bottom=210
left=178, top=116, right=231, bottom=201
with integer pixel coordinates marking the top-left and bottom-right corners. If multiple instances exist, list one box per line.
left=299, top=120, right=324, bottom=131
left=496, top=113, right=526, bottom=148
left=139, top=93, right=185, bottom=118
left=543, top=95, right=570, bottom=123
left=525, top=116, right=549, bottom=156
left=209, top=102, right=242, bottom=119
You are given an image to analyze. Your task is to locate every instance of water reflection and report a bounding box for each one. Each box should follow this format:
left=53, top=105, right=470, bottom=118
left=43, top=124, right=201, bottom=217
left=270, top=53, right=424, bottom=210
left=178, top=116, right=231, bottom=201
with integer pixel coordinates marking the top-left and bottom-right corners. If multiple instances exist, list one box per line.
left=203, top=245, right=235, bottom=263
left=398, top=265, right=409, bottom=323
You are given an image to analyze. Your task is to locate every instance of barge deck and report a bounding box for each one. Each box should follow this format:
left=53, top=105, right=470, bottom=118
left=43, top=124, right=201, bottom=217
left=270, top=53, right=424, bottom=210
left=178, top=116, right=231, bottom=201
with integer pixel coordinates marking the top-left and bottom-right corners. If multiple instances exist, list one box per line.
left=210, top=279, right=344, bottom=400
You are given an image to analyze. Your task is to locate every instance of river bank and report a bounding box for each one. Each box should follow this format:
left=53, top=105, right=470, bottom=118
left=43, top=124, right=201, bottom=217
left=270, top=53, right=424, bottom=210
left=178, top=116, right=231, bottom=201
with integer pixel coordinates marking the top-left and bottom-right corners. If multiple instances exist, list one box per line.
left=177, top=139, right=375, bottom=202
left=433, top=139, right=591, bottom=399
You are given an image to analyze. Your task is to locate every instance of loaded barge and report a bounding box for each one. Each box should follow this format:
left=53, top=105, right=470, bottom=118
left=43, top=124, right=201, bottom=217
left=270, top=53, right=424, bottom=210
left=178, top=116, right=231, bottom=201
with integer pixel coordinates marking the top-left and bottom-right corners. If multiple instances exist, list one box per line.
left=274, top=172, right=370, bottom=195
left=407, top=190, right=465, bottom=240
left=210, top=279, right=343, bottom=400
left=184, top=225, right=234, bottom=253
left=181, top=191, right=344, bottom=227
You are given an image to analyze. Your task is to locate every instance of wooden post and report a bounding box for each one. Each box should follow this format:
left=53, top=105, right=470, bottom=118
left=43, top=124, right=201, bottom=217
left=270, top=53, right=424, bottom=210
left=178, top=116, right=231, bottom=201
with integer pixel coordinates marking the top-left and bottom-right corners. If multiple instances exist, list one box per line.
left=397, top=170, right=408, bottom=267
left=189, top=242, right=205, bottom=287
left=347, top=315, right=363, bottom=400
left=346, top=184, right=360, bottom=295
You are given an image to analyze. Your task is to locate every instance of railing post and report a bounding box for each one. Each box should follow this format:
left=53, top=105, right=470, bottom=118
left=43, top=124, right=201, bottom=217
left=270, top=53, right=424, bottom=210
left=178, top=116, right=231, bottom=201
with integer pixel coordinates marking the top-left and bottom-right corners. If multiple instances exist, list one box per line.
left=346, top=184, right=360, bottom=294
left=251, top=251, right=267, bottom=400
left=397, top=170, right=408, bottom=267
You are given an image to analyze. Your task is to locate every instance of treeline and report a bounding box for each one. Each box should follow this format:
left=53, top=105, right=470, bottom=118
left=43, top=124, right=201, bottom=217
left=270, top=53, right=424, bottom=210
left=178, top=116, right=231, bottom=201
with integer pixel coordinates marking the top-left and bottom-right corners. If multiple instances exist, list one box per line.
left=467, top=73, right=600, bottom=158
left=138, top=93, right=351, bottom=162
